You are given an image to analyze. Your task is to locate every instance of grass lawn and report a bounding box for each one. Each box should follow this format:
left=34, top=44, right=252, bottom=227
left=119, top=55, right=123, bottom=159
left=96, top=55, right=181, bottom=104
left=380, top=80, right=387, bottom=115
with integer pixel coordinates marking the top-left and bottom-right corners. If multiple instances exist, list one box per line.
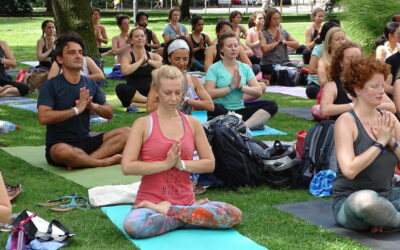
left=0, top=13, right=368, bottom=250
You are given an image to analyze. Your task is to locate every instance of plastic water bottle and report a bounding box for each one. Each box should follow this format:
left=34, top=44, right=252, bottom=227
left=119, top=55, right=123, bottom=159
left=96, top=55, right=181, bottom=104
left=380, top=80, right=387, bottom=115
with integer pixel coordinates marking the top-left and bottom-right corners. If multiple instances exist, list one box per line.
left=89, top=116, right=109, bottom=126
left=0, top=120, right=20, bottom=134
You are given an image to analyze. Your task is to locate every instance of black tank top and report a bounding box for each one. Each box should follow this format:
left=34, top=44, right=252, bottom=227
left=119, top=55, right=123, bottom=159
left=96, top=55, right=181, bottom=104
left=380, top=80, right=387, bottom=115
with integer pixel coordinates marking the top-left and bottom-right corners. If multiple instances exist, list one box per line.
left=144, top=28, right=153, bottom=52
left=190, top=33, right=206, bottom=61
left=126, top=51, right=154, bottom=95
left=331, top=79, right=352, bottom=120
left=39, top=37, right=54, bottom=68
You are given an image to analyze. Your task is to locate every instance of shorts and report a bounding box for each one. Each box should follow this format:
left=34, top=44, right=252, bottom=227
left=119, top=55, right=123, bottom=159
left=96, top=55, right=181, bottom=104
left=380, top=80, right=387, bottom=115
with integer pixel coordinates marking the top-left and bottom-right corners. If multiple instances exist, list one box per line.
left=45, top=133, right=104, bottom=167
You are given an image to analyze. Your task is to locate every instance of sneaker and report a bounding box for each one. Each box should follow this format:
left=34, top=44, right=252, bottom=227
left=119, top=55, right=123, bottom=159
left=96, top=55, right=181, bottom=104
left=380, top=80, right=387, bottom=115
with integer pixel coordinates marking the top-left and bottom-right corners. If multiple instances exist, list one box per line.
left=126, top=106, right=139, bottom=113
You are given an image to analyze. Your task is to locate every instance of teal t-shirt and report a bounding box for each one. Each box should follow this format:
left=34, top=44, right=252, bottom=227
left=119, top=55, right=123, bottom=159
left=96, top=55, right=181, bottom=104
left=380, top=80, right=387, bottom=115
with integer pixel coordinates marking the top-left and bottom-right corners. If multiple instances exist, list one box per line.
left=206, top=60, right=255, bottom=110
left=307, top=43, right=323, bottom=85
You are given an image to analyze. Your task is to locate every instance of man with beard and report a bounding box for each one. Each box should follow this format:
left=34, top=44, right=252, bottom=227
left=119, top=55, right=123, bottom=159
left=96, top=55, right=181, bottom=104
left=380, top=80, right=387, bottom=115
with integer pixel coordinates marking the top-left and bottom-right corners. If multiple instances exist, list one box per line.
left=38, top=33, right=130, bottom=169
left=135, top=12, right=161, bottom=52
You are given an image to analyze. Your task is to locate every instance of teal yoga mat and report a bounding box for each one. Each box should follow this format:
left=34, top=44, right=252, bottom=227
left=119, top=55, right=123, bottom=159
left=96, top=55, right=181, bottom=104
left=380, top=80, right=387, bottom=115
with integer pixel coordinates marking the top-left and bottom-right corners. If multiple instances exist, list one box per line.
left=2, top=146, right=140, bottom=188
left=192, top=111, right=287, bottom=136
left=102, top=205, right=268, bottom=250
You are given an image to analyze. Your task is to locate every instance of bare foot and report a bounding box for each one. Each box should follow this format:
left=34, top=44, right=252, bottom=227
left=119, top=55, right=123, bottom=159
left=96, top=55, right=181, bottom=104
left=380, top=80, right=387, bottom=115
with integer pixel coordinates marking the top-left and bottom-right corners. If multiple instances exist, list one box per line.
left=101, top=154, right=122, bottom=167
left=192, top=198, right=209, bottom=206
left=134, top=200, right=172, bottom=214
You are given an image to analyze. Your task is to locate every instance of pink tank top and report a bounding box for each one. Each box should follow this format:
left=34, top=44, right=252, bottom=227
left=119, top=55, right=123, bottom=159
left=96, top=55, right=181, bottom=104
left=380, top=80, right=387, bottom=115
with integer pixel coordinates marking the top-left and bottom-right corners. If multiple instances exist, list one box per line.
left=247, top=27, right=263, bottom=58
left=135, top=111, right=196, bottom=206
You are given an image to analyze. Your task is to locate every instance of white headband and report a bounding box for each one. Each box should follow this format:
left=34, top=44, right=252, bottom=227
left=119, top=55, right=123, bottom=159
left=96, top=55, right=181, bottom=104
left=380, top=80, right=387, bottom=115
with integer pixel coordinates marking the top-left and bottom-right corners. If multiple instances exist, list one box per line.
left=167, top=39, right=190, bottom=55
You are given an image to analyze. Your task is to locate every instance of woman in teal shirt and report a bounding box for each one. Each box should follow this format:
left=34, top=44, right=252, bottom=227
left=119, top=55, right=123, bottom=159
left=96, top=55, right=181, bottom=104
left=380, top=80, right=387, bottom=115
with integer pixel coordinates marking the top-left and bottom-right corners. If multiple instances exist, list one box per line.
left=205, top=32, right=278, bottom=129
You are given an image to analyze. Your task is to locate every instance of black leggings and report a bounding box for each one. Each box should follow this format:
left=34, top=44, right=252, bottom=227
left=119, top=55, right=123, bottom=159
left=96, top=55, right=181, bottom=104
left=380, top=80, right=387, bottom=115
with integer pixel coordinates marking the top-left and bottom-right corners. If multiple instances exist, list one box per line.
left=115, top=84, right=150, bottom=107
left=207, top=100, right=278, bottom=121
left=0, top=79, right=29, bottom=96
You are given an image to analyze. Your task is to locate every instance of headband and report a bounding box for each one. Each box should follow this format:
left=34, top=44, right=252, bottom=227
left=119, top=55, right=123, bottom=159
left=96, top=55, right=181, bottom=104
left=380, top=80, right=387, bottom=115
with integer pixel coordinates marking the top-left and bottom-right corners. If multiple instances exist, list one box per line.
left=167, top=39, right=190, bottom=55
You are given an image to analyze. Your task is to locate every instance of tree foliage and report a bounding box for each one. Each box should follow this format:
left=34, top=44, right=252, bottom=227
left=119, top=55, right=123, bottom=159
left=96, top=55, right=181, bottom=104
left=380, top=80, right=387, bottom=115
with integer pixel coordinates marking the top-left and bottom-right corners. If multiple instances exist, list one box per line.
left=324, top=0, right=339, bottom=13
left=341, top=0, right=400, bottom=50
left=0, top=0, right=33, bottom=16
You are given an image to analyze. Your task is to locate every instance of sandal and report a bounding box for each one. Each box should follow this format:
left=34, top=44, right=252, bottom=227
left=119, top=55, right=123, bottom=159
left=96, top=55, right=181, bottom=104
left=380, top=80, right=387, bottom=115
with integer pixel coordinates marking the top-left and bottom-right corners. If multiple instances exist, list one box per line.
left=6, top=183, right=22, bottom=201
left=38, top=193, right=79, bottom=207
left=51, top=196, right=90, bottom=212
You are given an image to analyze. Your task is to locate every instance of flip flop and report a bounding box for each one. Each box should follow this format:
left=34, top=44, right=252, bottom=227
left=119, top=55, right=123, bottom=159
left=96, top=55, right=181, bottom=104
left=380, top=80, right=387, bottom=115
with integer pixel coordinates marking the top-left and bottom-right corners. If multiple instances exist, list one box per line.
left=37, top=193, right=78, bottom=207
left=50, top=196, right=91, bottom=212
left=6, top=183, right=22, bottom=201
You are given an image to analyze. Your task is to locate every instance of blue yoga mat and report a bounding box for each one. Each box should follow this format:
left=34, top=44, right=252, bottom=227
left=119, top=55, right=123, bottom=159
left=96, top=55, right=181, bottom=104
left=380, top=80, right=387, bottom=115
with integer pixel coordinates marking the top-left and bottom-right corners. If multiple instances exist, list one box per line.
left=104, top=66, right=113, bottom=75
left=102, top=205, right=267, bottom=250
left=10, top=103, right=38, bottom=112
left=192, top=111, right=287, bottom=136
left=0, top=96, right=36, bottom=105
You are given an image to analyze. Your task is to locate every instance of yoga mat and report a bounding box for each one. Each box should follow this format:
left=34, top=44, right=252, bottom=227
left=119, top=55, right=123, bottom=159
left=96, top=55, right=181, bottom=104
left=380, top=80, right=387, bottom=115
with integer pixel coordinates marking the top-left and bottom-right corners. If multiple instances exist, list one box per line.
left=104, top=66, right=113, bottom=75
left=192, top=111, right=287, bottom=136
left=0, top=96, right=36, bottom=105
left=276, top=200, right=400, bottom=250
left=20, top=61, right=39, bottom=67
left=278, top=107, right=314, bottom=121
left=267, top=86, right=308, bottom=99
left=102, top=205, right=267, bottom=250
left=2, top=146, right=141, bottom=189
left=10, top=103, right=38, bottom=113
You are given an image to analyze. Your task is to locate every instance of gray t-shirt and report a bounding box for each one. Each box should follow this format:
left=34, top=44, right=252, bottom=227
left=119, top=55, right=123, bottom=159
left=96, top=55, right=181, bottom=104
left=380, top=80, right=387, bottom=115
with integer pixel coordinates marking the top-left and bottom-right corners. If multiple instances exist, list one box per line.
left=162, top=23, right=188, bottom=39
left=260, top=29, right=290, bottom=65
left=332, top=110, right=397, bottom=205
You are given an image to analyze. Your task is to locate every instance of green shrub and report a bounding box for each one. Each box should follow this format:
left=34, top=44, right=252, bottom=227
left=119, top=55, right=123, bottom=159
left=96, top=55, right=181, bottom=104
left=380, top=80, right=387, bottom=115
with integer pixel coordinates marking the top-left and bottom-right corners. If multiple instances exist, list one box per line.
left=341, top=0, right=400, bottom=51
left=0, top=0, right=33, bottom=16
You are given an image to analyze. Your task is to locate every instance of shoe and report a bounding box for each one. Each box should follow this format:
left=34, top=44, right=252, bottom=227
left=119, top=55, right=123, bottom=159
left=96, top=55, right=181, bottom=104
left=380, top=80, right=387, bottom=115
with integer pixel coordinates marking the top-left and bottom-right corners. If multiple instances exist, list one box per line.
left=6, top=183, right=22, bottom=201
left=126, top=106, right=139, bottom=113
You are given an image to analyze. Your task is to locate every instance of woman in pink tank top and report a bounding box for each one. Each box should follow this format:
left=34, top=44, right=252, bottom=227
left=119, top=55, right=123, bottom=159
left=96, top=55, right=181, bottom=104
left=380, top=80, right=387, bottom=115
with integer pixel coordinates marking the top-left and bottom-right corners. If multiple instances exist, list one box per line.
left=121, top=65, right=242, bottom=239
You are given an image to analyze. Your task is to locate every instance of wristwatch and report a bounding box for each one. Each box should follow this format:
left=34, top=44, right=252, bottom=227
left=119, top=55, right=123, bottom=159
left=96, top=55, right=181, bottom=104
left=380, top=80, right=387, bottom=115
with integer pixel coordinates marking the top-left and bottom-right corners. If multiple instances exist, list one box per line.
left=372, top=141, right=385, bottom=151
left=237, top=85, right=242, bottom=91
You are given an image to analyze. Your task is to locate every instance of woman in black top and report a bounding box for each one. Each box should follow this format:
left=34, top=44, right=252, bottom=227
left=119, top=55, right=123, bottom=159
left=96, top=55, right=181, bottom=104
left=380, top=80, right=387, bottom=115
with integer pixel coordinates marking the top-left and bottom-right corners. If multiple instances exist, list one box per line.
left=320, top=42, right=395, bottom=120
left=116, top=28, right=162, bottom=112
left=36, top=20, right=56, bottom=69
left=186, top=15, right=212, bottom=72
left=0, top=40, right=29, bottom=97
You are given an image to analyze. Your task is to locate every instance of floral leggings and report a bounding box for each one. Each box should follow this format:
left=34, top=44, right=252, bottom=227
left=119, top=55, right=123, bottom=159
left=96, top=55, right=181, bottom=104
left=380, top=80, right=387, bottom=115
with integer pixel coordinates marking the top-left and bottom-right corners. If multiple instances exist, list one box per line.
left=123, top=201, right=242, bottom=239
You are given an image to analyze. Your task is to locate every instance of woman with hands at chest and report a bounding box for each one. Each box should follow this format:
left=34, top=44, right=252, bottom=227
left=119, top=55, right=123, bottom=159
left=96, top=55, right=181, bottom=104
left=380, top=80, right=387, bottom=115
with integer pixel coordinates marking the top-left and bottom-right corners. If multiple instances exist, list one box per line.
left=205, top=32, right=278, bottom=129
left=333, top=57, right=400, bottom=234
left=121, top=65, right=242, bottom=239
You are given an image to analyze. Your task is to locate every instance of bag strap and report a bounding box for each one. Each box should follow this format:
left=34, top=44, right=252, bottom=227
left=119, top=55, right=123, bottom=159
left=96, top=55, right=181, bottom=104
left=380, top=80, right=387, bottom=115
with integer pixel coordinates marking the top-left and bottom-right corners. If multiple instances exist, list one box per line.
left=47, top=219, right=70, bottom=238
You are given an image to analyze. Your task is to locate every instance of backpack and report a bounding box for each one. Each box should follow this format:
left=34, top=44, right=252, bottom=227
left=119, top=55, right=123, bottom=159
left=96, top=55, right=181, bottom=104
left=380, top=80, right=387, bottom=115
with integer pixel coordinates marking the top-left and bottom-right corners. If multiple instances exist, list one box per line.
left=295, top=120, right=337, bottom=188
left=204, top=114, right=268, bottom=190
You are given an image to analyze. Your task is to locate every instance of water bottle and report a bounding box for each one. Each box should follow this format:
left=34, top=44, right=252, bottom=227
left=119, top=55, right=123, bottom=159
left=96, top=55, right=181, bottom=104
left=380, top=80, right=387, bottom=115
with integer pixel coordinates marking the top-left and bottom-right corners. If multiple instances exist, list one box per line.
left=89, top=116, right=109, bottom=126
left=0, top=120, right=20, bottom=134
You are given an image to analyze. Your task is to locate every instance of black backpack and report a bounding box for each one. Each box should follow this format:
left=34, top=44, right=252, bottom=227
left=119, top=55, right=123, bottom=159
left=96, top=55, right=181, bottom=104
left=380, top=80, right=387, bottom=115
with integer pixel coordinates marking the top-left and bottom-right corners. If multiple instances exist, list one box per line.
left=204, top=114, right=267, bottom=190
left=295, top=120, right=337, bottom=187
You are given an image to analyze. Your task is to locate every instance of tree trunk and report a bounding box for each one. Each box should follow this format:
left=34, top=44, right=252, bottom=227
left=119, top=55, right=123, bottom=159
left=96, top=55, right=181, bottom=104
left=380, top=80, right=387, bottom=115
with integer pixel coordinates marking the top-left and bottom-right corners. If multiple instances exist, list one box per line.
left=50, top=0, right=99, bottom=59
left=179, top=0, right=191, bottom=21
left=46, top=0, right=53, bottom=13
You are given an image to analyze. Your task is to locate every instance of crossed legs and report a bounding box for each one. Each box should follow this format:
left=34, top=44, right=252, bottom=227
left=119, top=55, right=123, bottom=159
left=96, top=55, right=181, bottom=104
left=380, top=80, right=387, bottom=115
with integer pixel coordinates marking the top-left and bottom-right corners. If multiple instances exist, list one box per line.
left=48, top=127, right=130, bottom=169
left=123, top=201, right=242, bottom=239
left=335, top=189, right=400, bottom=232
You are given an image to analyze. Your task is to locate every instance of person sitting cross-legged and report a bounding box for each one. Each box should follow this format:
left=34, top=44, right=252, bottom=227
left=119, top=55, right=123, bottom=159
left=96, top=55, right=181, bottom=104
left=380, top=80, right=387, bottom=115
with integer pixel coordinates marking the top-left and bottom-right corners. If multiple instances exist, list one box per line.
left=121, top=65, right=242, bottom=239
left=38, top=32, right=130, bottom=169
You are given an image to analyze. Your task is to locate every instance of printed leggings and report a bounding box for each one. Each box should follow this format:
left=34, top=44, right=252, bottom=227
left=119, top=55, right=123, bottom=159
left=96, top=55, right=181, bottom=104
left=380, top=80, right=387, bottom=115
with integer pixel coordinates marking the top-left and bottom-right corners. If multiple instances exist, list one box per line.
left=123, top=201, right=242, bottom=239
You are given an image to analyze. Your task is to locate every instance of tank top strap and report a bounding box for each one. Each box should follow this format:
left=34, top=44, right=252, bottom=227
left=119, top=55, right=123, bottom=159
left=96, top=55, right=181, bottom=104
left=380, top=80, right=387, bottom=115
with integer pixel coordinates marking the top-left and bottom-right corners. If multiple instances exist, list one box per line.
left=149, top=111, right=161, bottom=138
left=349, top=110, right=375, bottom=144
left=178, top=111, right=192, bottom=137
left=130, top=52, right=136, bottom=63
left=145, top=51, right=151, bottom=59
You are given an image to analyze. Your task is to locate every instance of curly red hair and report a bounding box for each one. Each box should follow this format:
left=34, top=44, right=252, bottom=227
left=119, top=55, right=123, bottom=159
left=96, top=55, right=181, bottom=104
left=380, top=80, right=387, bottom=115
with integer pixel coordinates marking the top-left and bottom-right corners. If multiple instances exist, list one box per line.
left=342, top=57, right=390, bottom=97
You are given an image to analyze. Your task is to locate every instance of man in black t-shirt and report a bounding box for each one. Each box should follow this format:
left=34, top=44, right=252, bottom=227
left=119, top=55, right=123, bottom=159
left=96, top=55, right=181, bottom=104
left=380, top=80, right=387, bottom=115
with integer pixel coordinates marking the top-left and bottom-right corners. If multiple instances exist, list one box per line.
left=136, top=12, right=161, bottom=52
left=38, top=33, right=130, bottom=169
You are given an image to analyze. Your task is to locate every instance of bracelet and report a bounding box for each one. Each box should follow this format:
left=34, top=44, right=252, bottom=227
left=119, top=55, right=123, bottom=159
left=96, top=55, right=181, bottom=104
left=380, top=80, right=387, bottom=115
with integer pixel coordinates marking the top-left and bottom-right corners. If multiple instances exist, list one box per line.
left=390, top=138, right=399, bottom=151
left=72, top=107, right=79, bottom=116
left=349, top=103, right=354, bottom=109
left=372, top=141, right=385, bottom=152
left=178, top=160, right=186, bottom=171
left=229, top=85, right=235, bottom=92
left=237, top=85, right=242, bottom=91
